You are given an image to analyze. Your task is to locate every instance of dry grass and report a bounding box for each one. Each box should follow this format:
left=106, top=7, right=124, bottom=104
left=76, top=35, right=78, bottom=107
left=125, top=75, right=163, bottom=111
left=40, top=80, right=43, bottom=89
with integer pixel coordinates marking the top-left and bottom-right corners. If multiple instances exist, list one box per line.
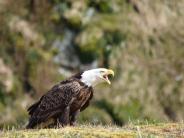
left=0, top=123, right=183, bottom=138
left=126, top=123, right=184, bottom=137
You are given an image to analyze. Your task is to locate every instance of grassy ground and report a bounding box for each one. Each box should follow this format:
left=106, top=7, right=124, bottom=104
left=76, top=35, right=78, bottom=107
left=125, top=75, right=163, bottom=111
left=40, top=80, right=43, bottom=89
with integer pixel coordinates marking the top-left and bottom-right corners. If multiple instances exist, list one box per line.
left=0, top=123, right=183, bottom=138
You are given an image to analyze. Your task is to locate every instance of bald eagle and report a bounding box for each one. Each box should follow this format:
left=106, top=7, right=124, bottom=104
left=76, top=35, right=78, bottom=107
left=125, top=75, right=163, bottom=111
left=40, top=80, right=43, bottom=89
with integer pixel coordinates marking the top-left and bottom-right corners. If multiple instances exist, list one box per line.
left=26, top=68, right=114, bottom=129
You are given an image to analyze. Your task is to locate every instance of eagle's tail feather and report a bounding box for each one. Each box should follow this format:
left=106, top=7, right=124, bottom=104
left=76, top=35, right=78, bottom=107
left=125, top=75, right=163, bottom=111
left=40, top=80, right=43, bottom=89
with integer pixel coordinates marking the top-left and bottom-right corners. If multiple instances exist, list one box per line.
left=26, top=117, right=40, bottom=129
left=26, top=121, right=35, bottom=129
left=27, top=101, right=41, bottom=115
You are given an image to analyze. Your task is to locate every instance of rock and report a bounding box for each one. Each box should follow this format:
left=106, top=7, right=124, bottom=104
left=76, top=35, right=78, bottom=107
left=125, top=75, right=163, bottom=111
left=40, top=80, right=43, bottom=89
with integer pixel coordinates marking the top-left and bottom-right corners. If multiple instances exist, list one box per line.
left=0, top=58, right=13, bottom=92
left=9, top=16, right=45, bottom=46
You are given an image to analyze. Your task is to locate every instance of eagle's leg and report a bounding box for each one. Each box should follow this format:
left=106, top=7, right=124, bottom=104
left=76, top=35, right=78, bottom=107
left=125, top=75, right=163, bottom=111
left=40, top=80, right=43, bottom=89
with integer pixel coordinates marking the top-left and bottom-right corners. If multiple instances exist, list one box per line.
left=70, top=109, right=80, bottom=126
left=58, top=106, right=70, bottom=127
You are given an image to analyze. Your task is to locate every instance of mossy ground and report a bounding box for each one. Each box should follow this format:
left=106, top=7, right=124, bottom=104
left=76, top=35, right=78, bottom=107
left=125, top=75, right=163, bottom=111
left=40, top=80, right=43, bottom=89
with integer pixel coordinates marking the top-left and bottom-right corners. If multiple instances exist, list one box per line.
left=1, top=123, right=183, bottom=138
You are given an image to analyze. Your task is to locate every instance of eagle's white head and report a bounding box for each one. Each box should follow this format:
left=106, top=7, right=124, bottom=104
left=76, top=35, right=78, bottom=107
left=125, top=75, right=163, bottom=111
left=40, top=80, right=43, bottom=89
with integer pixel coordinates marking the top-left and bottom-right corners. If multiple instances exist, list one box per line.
left=80, top=68, right=114, bottom=87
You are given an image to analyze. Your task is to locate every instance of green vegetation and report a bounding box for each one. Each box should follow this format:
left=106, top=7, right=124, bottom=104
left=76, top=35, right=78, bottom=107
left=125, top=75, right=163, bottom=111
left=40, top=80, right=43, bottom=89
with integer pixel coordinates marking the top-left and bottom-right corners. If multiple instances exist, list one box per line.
left=0, top=0, right=184, bottom=130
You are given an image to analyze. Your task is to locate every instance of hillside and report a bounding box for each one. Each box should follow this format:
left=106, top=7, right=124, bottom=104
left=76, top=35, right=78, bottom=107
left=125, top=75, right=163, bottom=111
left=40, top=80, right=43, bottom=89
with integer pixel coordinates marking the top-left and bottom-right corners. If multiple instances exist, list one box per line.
left=1, top=123, right=184, bottom=138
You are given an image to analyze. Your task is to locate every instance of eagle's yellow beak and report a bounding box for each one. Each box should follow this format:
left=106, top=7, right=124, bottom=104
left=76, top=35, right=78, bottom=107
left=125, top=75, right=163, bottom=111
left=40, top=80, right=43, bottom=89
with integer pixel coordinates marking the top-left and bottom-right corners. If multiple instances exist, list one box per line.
left=107, top=69, right=114, bottom=77
left=102, top=69, right=114, bottom=84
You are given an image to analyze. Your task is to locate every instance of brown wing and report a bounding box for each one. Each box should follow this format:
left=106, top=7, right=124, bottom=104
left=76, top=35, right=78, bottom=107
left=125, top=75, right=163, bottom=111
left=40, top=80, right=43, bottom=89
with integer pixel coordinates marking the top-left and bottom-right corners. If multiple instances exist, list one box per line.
left=80, top=87, right=93, bottom=112
left=26, top=79, right=82, bottom=128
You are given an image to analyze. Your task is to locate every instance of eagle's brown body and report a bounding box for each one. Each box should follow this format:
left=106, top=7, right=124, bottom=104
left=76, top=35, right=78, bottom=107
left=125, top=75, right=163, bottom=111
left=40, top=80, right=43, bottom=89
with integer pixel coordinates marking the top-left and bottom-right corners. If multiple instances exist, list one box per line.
left=26, top=73, right=93, bottom=129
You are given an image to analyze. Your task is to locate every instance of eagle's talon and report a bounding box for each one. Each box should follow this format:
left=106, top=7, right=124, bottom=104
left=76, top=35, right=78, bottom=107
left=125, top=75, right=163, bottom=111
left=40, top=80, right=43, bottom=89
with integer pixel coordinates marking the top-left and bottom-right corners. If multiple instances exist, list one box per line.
left=70, top=122, right=77, bottom=126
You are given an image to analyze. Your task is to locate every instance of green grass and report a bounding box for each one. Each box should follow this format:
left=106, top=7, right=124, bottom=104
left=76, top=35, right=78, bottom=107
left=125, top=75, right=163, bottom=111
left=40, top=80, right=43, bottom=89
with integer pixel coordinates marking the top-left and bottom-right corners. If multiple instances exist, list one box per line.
left=0, top=123, right=184, bottom=138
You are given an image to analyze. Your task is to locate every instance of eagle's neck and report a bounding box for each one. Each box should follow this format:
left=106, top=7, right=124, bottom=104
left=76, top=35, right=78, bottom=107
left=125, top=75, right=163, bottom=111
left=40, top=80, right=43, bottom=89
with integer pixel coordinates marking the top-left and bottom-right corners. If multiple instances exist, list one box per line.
left=80, top=71, right=100, bottom=87
left=80, top=78, right=97, bottom=87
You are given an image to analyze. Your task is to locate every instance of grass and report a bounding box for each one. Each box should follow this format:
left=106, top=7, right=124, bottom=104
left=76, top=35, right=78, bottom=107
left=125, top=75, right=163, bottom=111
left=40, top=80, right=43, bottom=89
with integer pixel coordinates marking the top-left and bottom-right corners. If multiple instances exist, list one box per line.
left=0, top=123, right=184, bottom=138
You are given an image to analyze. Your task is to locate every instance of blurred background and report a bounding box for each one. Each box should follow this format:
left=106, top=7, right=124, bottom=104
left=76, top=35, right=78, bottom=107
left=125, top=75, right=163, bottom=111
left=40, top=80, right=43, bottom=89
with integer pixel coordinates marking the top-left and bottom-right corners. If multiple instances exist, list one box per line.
left=0, top=0, right=184, bottom=128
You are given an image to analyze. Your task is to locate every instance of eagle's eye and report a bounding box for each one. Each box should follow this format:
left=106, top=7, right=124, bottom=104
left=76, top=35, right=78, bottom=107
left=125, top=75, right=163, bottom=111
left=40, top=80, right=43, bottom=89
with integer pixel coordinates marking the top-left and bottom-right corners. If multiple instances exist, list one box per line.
left=100, top=71, right=105, bottom=73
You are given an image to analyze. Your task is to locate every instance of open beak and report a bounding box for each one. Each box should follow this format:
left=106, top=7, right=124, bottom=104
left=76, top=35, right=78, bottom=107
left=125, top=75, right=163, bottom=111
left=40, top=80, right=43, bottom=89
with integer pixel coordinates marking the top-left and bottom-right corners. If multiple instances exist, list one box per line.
left=102, top=69, right=114, bottom=84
